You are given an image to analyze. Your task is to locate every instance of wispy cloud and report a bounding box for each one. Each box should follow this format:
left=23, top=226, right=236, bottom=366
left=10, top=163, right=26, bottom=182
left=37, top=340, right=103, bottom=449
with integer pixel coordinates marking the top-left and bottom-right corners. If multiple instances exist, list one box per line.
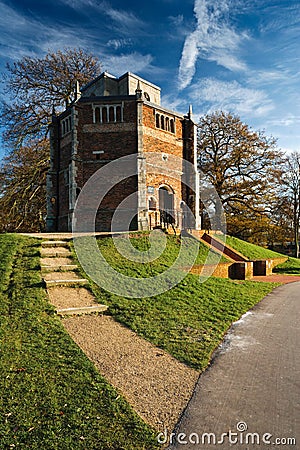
left=178, top=0, right=249, bottom=89
left=189, top=78, right=274, bottom=117
left=0, top=0, right=96, bottom=62
left=103, top=3, right=144, bottom=32
left=265, top=115, right=300, bottom=128
left=167, top=14, right=193, bottom=40
left=259, top=3, right=300, bottom=33
left=58, top=0, right=146, bottom=35
left=169, top=14, right=184, bottom=27
left=101, top=52, right=154, bottom=76
left=178, top=32, right=199, bottom=90
left=107, top=38, right=133, bottom=50
left=58, top=0, right=96, bottom=8
left=0, top=0, right=157, bottom=87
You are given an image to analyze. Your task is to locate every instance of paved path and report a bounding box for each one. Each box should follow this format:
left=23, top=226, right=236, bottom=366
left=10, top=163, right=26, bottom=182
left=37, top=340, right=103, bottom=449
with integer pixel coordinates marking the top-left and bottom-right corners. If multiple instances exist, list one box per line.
left=252, top=274, right=300, bottom=284
left=166, top=282, right=300, bottom=449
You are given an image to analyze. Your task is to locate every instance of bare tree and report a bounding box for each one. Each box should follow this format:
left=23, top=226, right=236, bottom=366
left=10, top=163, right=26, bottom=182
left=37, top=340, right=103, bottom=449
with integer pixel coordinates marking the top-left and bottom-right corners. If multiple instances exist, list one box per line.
left=0, top=48, right=101, bottom=231
left=279, top=152, right=300, bottom=257
left=0, top=139, right=49, bottom=232
left=0, top=48, right=101, bottom=146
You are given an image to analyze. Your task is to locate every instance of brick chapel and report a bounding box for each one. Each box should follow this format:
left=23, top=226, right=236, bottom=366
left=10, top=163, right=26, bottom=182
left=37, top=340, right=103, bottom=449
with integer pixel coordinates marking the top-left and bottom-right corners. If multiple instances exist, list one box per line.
left=46, top=71, right=201, bottom=232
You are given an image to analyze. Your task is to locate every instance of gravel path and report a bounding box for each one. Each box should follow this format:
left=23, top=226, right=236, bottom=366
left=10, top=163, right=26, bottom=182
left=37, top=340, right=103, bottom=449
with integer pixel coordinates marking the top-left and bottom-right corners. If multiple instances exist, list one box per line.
left=38, top=235, right=199, bottom=433
left=47, top=287, right=97, bottom=309
left=41, top=257, right=74, bottom=267
left=63, top=315, right=199, bottom=432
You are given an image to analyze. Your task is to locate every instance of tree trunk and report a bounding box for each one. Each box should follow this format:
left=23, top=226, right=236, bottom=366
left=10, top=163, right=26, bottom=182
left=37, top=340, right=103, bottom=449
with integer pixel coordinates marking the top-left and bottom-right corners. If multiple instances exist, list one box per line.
left=293, top=193, right=299, bottom=258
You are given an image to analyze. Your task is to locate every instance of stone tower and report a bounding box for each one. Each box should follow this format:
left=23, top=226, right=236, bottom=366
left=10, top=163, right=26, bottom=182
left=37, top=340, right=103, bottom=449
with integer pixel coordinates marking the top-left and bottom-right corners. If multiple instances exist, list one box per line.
left=46, top=72, right=200, bottom=232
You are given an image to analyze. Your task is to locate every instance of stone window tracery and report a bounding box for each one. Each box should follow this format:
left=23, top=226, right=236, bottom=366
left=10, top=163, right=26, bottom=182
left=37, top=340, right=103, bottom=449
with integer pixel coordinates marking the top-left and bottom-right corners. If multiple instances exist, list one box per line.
left=93, top=104, right=124, bottom=124
left=155, top=112, right=175, bottom=134
left=61, top=115, right=72, bottom=136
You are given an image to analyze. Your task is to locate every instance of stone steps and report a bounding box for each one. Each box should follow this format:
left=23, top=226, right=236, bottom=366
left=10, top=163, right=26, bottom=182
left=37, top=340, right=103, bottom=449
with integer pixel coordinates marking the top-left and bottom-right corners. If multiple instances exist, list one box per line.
left=40, top=239, right=108, bottom=315
left=41, top=264, right=78, bottom=272
left=41, top=240, right=70, bottom=248
left=56, top=304, right=108, bottom=316
left=45, top=278, right=89, bottom=288
left=40, top=247, right=73, bottom=258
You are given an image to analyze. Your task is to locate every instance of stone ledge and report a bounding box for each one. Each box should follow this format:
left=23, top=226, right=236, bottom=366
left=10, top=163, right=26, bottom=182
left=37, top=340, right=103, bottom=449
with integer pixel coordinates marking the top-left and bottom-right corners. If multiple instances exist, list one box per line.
left=45, top=279, right=88, bottom=287
left=40, top=248, right=72, bottom=258
left=56, top=305, right=108, bottom=316
left=41, top=264, right=78, bottom=272
left=42, top=240, right=70, bottom=248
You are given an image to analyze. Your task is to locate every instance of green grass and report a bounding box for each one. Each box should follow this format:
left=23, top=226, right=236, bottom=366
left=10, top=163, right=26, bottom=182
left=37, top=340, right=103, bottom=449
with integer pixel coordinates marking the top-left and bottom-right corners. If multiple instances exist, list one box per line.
left=219, top=234, right=284, bottom=260
left=74, top=235, right=280, bottom=371
left=90, top=233, right=228, bottom=280
left=92, top=276, right=278, bottom=370
left=0, top=234, right=159, bottom=450
left=273, top=256, right=300, bottom=275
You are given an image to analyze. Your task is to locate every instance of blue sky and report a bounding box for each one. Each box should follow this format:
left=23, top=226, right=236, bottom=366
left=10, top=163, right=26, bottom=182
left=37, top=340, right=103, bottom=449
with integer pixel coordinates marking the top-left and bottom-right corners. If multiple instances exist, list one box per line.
left=0, top=0, right=299, bottom=159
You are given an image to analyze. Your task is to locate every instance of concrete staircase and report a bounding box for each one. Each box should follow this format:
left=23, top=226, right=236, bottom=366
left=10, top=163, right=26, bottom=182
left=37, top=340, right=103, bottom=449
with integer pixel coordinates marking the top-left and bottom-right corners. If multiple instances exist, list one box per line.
left=187, top=230, right=287, bottom=280
left=200, top=232, right=248, bottom=262
left=40, top=239, right=108, bottom=316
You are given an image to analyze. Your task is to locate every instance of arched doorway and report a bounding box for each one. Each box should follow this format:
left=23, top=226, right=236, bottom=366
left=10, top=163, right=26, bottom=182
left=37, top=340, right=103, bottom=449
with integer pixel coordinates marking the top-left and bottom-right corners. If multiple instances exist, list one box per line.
left=159, top=186, right=175, bottom=227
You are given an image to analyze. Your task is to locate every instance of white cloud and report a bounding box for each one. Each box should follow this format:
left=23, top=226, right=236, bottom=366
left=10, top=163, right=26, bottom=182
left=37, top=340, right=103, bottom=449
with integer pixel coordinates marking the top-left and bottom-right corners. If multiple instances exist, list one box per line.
left=209, top=53, right=247, bottom=72
left=58, top=0, right=95, bottom=8
left=0, top=1, right=96, bottom=62
left=253, top=69, right=292, bottom=84
left=189, top=78, right=274, bottom=117
left=107, top=38, right=133, bottom=50
left=101, top=52, right=154, bottom=77
left=99, top=1, right=146, bottom=35
left=259, top=3, right=300, bottom=33
left=178, top=0, right=249, bottom=89
left=178, top=31, right=200, bottom=90
left=169, top=14, right=184, bottom=27
left=58, top=0, right=146, bottom=35
left=265, top=115, right=300, bottom=128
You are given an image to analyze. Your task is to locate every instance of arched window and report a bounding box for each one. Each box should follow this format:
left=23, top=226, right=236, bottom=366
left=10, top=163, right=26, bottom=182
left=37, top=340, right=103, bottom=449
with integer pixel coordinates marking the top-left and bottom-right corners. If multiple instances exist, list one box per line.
left=102, top=107, right=108, bottom=123
left=148, top=197, right=157, bottom=210
left=116, top=105, right=121, bottom=122
left=165, top=117, right=170, bottom=132
left=95, top=107, right=100, bottom=123
left=109, top=106, right=115, bottom=122
left=155, top=113, right=175, bottom=134
left=93, top=104, right=123, bottom=124
left=156, top=114, right=160, bottom=128
left=159, top=186, right=175, bottom=225
left=170, top=119, right=175, bottom=133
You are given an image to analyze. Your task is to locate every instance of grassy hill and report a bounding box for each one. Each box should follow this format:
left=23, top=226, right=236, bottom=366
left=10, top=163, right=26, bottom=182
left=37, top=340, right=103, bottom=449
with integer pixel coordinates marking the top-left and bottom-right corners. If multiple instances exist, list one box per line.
left=0, top=234, right=159, bottom=450
left=218, top=234, right=284, bottom=260
left=273, top=256, right=300, bottom=274
left=1, top=232, right=293, bottom=449
left=217, top=234, right=300, bottom=274
left=92, top=233, right=229, bottom=281
left=76, top=233, right=279, bottom=370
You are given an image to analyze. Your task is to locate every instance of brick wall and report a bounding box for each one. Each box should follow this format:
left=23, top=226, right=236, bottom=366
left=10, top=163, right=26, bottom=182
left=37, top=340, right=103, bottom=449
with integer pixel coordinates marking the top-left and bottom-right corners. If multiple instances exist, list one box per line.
left=189, top=262, right=233, bottom=278
left=48, top=91, right=197, bottom=232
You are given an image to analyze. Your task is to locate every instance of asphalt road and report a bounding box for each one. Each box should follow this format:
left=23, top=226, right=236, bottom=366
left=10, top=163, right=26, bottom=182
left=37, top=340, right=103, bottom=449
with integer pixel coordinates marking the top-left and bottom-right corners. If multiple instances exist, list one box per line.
left=165, top=282, right=300, bottom=450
